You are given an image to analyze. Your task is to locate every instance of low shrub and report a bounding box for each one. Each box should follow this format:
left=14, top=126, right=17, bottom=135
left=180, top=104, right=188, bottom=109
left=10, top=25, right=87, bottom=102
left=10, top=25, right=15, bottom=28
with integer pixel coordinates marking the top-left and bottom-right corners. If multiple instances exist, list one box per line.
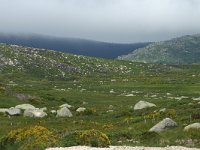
left=58, top=129, right=111, bottom=148
left=0, top=125, right=57, bottom=150
left=79, top=129, right=111, bottom=147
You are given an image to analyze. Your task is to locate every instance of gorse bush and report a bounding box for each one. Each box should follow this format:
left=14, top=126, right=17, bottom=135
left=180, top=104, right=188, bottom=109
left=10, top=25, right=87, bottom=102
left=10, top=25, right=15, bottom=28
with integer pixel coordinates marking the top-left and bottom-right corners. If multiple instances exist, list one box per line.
left=165, top=109, right=176, bottom=118
left=79, top=129, right=111, bottom=147
left=0, top=125, right=57, bottom=150
left=58, top=129, right=111, bottom=148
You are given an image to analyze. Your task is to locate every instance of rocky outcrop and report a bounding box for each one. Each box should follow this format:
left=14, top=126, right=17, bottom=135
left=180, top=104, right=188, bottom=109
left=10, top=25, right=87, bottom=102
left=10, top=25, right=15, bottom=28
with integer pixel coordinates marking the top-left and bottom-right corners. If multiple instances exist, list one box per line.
left=149, top=118, right=177, bottom=132
left=24, top=109, right=47, bottom=118
left=134, top=101, right=156, bottom=110
left=56, top=107, right=72, bottom=117
left=15, top=104, right=35, bottom=110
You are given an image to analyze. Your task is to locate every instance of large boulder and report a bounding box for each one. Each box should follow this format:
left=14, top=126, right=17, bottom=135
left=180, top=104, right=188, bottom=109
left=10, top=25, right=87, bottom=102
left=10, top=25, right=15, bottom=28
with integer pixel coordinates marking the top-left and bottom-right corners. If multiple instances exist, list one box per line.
left=15, top=104, right=35, bottom=110
left=6, top=107, right=21, bottom=116
left=134, top=101, right=156, bottom=110
left=59, top=103, right=72, bottom=108
left=184, top=123, right=200, bottom=131
left=76, top=107, right=86, bottom=112
left=56, top=107, right=72, bottom=117
left=149, top=118, right=177, bottom=132
left=24, top=109, right=47, bottom=118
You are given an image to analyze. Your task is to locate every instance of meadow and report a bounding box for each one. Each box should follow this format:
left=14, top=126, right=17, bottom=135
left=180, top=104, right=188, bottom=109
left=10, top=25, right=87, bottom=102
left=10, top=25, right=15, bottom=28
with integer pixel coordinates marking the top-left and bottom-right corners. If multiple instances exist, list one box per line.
left=0, top=45, right=200, bottom=149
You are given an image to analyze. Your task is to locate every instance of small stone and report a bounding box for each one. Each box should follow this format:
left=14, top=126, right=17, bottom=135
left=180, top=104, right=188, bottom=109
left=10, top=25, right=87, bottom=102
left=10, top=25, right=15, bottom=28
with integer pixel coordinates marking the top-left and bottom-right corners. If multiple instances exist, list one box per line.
left=76, top=107, right=86, bottom=112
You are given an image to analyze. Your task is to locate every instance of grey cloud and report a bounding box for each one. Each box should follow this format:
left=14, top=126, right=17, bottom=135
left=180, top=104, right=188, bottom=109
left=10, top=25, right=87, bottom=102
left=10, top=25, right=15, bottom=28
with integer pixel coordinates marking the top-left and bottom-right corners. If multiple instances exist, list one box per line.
left=0, top=0, right=200, bottom=42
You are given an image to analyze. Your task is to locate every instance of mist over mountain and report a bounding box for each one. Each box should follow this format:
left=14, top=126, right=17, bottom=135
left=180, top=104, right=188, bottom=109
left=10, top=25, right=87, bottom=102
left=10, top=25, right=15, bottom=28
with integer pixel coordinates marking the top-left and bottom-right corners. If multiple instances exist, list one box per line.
left=0, top=34, right=149, bottom=59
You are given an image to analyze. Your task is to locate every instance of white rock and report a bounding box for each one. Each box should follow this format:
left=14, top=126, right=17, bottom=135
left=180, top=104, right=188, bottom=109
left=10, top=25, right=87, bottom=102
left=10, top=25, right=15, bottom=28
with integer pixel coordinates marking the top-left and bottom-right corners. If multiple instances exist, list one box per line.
left=107, top=110, right=114, bottom=113
left=24, top=109, right=47, bottom=118
left=111, top=79, right=116, bottom=82
left=6, top=107, right=21, bottom=116
left=192, top=97, right=200, bottom=101
left=125, top=94, right=135, bottom=97
left=109, top=105, right=114, bottom=109
left=149, top=118, right=177, bottom=132
left=134, top=101, right=156, bottom=110
left=82, top=101, right=88, bottom=105
left=57, top=107, right=72, bottom=117
left=184, top=123, right=200, bottom=131
left=40, top=107, right=47, bottom=111
left=110, top=89, right=115, bottom=93
left=159, top=108, right=166, bottom=112
left=51, top=110, right=57, bottom=114
left=0, top=108, right=9, bottom=113
left=59, top=103, right=72, bottom=108
left=15, top=104, right=35, bottom=110
left=76, top=107, right=86, bottom=112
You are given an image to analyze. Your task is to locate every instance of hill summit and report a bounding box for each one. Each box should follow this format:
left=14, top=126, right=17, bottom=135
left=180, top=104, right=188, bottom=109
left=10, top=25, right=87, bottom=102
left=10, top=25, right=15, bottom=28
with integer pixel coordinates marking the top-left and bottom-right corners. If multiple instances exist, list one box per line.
left=118, top=34, right=200, bottom=64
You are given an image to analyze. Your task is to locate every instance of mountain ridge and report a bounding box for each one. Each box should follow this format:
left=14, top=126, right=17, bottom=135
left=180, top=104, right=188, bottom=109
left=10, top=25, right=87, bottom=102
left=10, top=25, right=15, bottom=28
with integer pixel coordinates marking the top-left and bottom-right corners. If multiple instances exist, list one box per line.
left=118, top=34, right=200, bottom=64
left=0, top=33, right=149, bottom=59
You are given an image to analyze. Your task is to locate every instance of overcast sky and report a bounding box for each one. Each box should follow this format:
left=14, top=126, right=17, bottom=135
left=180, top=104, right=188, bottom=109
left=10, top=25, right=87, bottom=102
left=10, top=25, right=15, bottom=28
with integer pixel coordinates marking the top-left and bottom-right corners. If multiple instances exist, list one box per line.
left=0, top=0, right=200, bottom=43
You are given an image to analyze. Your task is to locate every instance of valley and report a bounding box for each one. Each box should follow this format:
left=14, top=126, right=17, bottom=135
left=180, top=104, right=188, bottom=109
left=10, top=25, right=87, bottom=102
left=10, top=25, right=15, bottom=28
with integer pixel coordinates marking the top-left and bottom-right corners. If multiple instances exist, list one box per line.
left=0, top=44, right=200, bottom=149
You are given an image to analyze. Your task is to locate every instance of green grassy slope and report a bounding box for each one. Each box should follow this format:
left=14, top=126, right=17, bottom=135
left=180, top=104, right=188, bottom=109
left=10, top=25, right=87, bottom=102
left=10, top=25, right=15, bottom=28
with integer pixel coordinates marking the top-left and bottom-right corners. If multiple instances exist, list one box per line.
left=0, top=44, right=200, bottom=149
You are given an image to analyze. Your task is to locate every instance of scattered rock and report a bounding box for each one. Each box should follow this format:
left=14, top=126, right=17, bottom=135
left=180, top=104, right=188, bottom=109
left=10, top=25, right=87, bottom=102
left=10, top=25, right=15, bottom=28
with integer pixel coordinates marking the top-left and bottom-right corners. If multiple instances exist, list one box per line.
left=13, top=93, right=33, bottom=101
left=134, top=101, right=156, bottom=110
left=15, top=104, right=35, bottom=110
left=184, top=123, right=200, bottom=131
left=109, top=105, right=114, bottom=109
left=166, top=93, right=171, bottom=96
left=125, top=94, right=135, bottom=97
left=57, top=107, right=72, bottom=117
left=59, top=103, right=72, bottom=108
left=110, top=89, right=115, bottom=93
left=107, top=110, right=114, bottom=113
left=76, top=107, right=86, bottom=112
left=6, top=107, right=21, bottom=116
left=40, top=107, right=47, bottom=111
left=188, top=103, right=194, bottom=106
left=24, top=109, right=47, bottom=118
left=149, top=118, right=177, bottom=132
left=51, top=110, right=57, bottom=114
left=159, top=108, right=166, bottom=112
left=82, top=101, right=88, bottom=105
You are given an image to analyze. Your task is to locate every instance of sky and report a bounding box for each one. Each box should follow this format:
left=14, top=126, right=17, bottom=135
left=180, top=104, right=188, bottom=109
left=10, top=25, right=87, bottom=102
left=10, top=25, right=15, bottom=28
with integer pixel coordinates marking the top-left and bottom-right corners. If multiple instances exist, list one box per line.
left=0, top=0, right=200, bottom=43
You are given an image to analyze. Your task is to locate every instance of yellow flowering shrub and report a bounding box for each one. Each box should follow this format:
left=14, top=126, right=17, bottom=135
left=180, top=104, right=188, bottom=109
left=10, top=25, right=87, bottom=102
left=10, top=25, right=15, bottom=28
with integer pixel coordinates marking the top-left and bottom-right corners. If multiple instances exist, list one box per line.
left=1, top=125, right=57, bottom=150
left=79, top=129, right=111, bottom=147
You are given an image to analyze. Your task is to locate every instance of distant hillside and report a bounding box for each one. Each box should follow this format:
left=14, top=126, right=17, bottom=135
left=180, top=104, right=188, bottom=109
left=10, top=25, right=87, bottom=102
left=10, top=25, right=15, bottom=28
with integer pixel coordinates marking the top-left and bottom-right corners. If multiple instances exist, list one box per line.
left=118, top=34, right=200, bottom=64
left=0, top=34, right=149, bottom=59
left=0, top=44, right=142, bottom=80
